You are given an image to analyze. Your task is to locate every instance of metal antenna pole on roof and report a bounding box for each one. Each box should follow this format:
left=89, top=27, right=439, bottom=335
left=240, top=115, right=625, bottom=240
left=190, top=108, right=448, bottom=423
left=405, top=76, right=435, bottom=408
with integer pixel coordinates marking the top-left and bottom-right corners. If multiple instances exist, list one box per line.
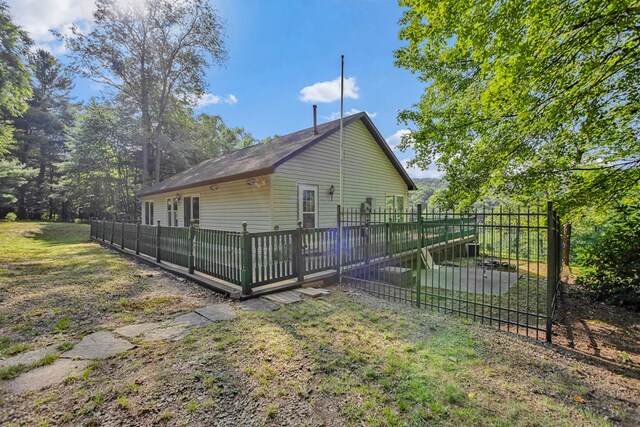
left=339, top=55, right=344, bottom=208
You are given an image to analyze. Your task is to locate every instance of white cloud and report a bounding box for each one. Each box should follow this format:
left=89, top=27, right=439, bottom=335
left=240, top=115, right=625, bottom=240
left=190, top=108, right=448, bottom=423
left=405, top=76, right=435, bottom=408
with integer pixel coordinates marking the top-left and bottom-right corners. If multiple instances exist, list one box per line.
left=196, top=93, right=238, bottom=107
left=385, top=129, right=411, bottom=149
left=400, top=158, right=443, bottom=179
left=323, top=108, right=377, bottom=121
left=5, top=0, right=95, bottom=44
left=299, top=76, right=359, bottom=103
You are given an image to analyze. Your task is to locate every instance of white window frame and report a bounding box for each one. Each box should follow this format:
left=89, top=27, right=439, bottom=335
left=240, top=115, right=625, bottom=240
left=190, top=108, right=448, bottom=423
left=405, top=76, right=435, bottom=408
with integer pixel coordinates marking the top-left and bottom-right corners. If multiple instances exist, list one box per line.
left=144, top=201, right=154, bottom=225
left=182, top=193, right=200, bottom=227
left=298, top=184, right=319, bottom=228
left=166, top=197, right=178, bottom=227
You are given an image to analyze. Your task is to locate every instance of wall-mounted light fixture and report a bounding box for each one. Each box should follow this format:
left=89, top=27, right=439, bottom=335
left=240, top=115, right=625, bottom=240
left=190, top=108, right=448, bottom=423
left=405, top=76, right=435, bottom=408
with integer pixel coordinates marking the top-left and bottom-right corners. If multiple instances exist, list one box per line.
left=175, top=192, right=182, bottom=202
left=247, top=177, right=266, bottom=188
left=209, top=184, right=218, bottom=191
left=328, top=185, right=335, bottom=201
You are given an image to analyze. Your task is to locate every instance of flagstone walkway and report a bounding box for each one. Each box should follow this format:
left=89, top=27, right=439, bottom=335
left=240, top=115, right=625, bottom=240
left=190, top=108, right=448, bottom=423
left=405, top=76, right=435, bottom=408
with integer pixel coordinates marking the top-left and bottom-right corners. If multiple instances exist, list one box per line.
left=2, top=303, right=236, bottom=394
left=1, top=289, right=330, bottom=395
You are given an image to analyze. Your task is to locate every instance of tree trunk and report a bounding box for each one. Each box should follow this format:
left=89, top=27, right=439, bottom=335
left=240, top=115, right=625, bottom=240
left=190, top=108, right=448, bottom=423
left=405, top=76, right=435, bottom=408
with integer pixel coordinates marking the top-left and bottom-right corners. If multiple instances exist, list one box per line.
left=562, top=222, right=572, bottom=266
left=141, top=109, right=151, bottom=187
left=34, top=139, right=47, bottom=220
left=154, top=141, right=161, bottom=184
left=48, top=163, right=54, bottom=219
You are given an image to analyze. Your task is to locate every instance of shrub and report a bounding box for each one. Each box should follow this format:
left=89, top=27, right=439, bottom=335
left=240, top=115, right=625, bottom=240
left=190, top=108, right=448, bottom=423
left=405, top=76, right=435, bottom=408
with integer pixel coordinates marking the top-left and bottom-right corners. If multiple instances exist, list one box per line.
left=4, top=212, right=17, bottom=222
left=576, top=204, right=640, bottom=309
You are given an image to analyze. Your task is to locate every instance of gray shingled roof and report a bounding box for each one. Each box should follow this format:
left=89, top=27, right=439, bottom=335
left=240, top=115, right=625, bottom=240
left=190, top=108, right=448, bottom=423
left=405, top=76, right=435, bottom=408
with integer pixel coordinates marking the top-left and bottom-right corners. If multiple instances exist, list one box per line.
left=139, top=112, right=416, bottom=196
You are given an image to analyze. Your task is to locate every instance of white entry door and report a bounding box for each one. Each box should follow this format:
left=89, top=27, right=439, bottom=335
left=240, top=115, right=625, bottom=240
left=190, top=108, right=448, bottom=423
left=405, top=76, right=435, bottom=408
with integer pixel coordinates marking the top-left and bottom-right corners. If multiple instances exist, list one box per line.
left=298, top=184, right=318, bottom=228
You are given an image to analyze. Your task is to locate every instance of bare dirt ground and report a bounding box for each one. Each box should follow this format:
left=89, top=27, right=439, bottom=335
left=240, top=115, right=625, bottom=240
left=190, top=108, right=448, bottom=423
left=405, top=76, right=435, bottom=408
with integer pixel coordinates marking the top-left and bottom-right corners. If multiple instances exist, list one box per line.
left=551, top=282, right=640, bottom=422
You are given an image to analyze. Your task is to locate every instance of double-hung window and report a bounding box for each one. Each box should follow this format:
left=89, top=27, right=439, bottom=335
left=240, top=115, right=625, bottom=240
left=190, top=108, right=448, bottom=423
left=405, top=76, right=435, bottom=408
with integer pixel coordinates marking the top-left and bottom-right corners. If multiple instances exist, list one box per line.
left=183, top=196, right=200, bottom=227
left=166, top=197, right=178, bottom=226
left=144, top=201, right=154, bottom=225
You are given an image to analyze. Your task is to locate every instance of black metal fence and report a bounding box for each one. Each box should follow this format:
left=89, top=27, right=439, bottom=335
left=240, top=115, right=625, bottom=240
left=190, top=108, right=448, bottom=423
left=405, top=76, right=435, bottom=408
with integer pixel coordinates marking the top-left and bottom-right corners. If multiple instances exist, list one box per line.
left=340, top=203, right=563, bottom=342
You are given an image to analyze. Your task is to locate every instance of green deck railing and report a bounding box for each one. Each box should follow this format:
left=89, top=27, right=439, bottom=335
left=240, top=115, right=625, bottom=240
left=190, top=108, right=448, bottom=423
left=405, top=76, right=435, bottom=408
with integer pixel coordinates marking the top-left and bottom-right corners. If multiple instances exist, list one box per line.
left=89, top=211, right=479, bottom=297
left=90, top=219, right=340, bottom=295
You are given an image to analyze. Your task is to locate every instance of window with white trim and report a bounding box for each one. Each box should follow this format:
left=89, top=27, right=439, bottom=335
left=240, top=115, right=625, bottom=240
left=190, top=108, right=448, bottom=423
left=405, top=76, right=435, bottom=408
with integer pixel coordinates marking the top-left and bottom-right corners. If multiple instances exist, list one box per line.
left=144, top=201, right=154, bottom=225
left=166, top=197, right=178, bottom=226
left=298, top=184, right=318, bottom=228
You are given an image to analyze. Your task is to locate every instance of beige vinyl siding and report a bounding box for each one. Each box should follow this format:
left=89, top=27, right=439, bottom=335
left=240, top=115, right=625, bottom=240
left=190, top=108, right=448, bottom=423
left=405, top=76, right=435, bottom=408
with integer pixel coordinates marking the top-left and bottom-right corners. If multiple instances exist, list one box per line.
left=140, top=176, right=272, bottom=232
left=272, top=119, right=409, bottom=229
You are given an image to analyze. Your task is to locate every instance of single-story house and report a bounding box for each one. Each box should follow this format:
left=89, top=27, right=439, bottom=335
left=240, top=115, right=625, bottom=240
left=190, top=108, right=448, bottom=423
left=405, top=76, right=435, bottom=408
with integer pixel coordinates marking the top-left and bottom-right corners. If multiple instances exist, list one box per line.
left=138, top=111, right=416, bottom=231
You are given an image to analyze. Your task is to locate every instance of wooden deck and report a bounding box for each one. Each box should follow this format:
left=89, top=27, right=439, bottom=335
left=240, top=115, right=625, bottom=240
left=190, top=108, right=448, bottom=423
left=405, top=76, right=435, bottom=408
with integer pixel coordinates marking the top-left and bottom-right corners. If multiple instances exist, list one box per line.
left=96, top=240, right=336, bottom=299
left=95, top=230, right=475, bottom=299
left=342, top=234, right=476, bottom=273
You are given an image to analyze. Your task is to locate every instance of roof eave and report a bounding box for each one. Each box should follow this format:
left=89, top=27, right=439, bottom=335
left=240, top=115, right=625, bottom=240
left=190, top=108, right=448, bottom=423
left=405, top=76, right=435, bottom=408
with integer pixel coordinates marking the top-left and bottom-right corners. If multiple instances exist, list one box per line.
left=137, top=167, right=275, bottom=198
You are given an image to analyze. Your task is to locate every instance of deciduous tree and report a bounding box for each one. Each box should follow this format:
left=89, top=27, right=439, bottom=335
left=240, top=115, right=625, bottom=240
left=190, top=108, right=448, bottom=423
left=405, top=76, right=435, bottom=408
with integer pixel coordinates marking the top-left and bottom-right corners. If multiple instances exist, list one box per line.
left=395, top=0, right=640, bottom=263
left=61, top=0, right=226, bottom=185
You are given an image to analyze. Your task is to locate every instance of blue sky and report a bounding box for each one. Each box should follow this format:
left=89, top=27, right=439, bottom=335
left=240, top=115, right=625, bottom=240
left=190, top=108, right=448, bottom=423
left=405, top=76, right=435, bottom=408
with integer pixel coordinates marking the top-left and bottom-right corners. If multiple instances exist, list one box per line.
left=6, top=0, right=440, bottom=178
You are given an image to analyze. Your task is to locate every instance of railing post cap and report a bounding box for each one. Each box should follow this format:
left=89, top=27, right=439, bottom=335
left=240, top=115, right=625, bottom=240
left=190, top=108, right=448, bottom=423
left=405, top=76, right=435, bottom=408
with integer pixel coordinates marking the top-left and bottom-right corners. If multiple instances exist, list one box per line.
left=297, top=220, right=303, bottom=228
left=242, top=221, right=248, bottom=232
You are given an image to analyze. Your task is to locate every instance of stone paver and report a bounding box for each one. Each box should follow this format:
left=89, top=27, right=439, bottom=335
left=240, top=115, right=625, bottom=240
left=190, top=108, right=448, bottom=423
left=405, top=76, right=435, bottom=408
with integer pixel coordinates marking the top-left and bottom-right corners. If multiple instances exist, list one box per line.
left=0, top=344, right=59, bottom=369
left=169, top=312, right=212, bottom=328
left=295, top=288, right=330, bottom=298
left=4, top=359, right=90, bottom=394
left=4, top=300, right=242, bottom=392
left=61, top=332, right=135, bottom=360
left=113, top=322, right=162, bottom=338
left=141, top=325, right=189, bottom=342
left=238, top=298, right=280, bottom=311
left=195, top=303, right=236, bottom=321
left=263, top=290, right=301, bottom=304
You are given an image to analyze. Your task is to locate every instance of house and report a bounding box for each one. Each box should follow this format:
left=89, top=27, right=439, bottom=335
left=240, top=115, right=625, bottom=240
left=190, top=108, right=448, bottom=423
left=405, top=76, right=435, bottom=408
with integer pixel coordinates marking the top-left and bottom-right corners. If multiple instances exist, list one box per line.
left=138, top=111, right=416, bottom=231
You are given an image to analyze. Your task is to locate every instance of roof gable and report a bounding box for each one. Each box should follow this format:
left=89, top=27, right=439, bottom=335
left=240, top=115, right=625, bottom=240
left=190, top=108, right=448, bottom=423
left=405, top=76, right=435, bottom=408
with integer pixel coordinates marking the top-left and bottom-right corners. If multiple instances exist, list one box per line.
left=139, top=113, right=416, bottom=196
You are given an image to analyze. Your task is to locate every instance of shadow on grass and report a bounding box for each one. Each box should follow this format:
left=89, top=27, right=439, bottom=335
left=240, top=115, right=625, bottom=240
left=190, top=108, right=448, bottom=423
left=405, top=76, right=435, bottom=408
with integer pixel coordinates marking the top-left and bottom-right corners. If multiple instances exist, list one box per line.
left=20, top=222, right=90, bottom=246
left=553, top=283, right=640, bottom=379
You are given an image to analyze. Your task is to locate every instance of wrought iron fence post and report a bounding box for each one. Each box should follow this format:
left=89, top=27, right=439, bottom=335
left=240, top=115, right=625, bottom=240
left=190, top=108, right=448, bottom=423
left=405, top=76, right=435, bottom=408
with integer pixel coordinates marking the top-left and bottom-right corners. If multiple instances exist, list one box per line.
left=121, top=220, right=125, bottom=249
left=295, top=220, right=305, bottom=282
left=156, top=220, right=161, bottom=263
left=135, top=221, right=140, bottom=255
left=416, top=204, right=423, bottom=308
left=110, top=220, right=115, bottom=245
left=241, top=222, right=252, bottom=296
left=364, top=220, right=370, bottom=266
left=385, top=222, right=391, bottom=257
left=546, top=202, right=556, bottom=343
left=188, top=222, right=195, bottom=274
left=336, top=205, right=342, bottom=280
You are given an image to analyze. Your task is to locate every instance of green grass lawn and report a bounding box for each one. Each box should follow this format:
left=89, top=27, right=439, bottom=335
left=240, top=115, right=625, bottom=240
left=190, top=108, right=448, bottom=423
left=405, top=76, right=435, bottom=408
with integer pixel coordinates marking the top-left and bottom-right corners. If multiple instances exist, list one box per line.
left=0, top=222, right=632, bottom=426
